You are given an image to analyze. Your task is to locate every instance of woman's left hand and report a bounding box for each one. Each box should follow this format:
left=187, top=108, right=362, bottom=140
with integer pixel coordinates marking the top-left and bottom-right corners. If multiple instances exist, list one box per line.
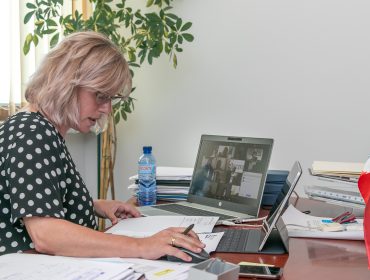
left=94, top=200, right=141, bottom=225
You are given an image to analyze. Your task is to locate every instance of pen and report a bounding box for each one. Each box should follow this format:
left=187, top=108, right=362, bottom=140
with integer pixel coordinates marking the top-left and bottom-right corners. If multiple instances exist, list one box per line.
left=183, top=224, right=194, bottom=235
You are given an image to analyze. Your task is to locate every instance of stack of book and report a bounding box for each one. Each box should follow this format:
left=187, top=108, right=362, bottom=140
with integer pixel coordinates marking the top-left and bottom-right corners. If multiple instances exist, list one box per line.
left=305, top=161, right=365, bottom=209
left=128, top=166, right=192, bottom=202
left=261, top=170, right=289, bottom=206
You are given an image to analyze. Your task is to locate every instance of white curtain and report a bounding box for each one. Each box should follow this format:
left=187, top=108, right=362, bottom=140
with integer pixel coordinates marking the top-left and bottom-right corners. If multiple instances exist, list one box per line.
left=0, top=0, right=77, bottom=120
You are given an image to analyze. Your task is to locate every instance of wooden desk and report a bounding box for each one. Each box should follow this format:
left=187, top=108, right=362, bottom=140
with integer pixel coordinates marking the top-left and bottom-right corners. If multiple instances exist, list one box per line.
left=213, top=238, right=369, bottom=280
left=210, top=198, right=370, bottom=279
left=24, top=197, right=369, bottom=279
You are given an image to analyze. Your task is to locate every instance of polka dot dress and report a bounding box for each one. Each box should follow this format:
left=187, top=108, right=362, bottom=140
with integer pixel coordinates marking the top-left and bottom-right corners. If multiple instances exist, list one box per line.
left=0, top=111, right=97, bottom=254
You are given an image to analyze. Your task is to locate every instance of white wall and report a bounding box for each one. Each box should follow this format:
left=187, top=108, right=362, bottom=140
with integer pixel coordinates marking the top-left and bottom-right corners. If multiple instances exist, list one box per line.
left=66, top=133, right=98, bottom=199
left=70, top=0, right=370, bottom=200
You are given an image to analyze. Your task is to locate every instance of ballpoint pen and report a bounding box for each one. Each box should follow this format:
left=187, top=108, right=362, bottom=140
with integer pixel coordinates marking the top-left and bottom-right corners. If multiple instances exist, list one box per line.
left=332, top=211, right=356, bottom=224
left=183, top=224, right=195, bottom=235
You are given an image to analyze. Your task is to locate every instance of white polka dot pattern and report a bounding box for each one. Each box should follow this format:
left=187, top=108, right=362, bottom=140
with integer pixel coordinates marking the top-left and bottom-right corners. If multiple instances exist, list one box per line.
left=0, top=112, right=97, bottom=255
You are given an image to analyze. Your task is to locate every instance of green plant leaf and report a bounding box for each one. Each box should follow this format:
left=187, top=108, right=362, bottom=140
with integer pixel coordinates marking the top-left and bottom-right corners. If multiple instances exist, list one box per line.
left=146, top=12, right=161, bottom=23
left=173, top=53, right=177, bottom=68
left=50, top=33, right=59, bottom=47
left=175, top=18, right=182, bottom=30
left=114, top=111, right=120, bottom=123
left=164, top=42, right=171, bottom=53
left=42, top=29, right=57, bottom=35
left=128, top=50, right=136, bottom=62
left=182, top=33, right=194, bottom=42
left=26, top=3, right=37, bottom=9
left=166, top=13, right=178, bottom=20
left=46, top=19, right=57, bottom=26
left=129, top=62, right=140, bottom=68
left=178, top=35, right=183, bottom=44
left=124, top=103, right=132, bottom=113
left=24, top=11, right=35, bottom=24
left=180, top=22, right=192, bottom=32
left=146, top=0, right=154, bottom=7
left=32, top=34, right=39, bottom=46
left=23, top=33, right=33, bottom=55
left=121, top=109, right=127, bottom=121
left=35, top=19, right=44, bottom=26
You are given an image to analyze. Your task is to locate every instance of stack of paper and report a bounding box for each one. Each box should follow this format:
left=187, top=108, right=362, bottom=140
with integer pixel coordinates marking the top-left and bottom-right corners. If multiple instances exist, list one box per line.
left=129, top=166, right=193, bottom=202
left=0, top=254, right=137, bottom=280
left=0, top=253, right=195, bottom=280
left=306, top=161, right=363, bottom=207
left=280, top=204, right=364, bottom=240
left=311, top=161, right=364, bottom=179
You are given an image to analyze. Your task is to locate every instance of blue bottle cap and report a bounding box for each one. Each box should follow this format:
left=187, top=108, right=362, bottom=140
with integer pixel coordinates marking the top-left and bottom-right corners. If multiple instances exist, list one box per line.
left=143, top=146, right=152, bottom=154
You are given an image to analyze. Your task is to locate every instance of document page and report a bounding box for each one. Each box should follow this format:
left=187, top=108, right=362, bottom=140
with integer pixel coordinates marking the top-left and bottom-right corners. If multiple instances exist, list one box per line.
left=106, top=216, right=218, bottom=236
left=198, top=232, right=224, bottom=253
left=281, top=204, right=364, bottom=240
left=0, top=254, right=133, bottom=280
left=106, top=216, right=221, bottom=253
left=122, top=258, right=191, bottom=280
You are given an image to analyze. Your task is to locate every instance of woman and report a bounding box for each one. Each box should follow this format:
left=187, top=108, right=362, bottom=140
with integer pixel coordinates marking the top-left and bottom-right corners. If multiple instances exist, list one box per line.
left=0, top=31, right=204, bottom=261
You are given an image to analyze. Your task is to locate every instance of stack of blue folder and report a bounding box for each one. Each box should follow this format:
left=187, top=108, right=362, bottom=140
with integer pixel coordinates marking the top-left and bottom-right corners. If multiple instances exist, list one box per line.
left=262, top=170, right=289, bottom=206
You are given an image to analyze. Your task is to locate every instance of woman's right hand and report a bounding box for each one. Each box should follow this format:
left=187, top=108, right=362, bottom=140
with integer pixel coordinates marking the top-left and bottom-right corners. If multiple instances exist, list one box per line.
left=136, top=227, right=206, bottom=262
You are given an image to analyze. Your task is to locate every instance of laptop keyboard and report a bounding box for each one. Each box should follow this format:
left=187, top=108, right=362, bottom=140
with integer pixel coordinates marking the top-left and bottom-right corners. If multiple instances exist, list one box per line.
left=212, top=227, right=261, bottom=253
left=154, top=204, right=235, bottom=220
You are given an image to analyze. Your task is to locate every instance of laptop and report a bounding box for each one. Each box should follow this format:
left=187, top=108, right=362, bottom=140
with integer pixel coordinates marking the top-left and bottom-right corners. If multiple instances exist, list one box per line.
left=213, top=161, right=302, bottom=254
left=139, top=134, right=274, bottom=221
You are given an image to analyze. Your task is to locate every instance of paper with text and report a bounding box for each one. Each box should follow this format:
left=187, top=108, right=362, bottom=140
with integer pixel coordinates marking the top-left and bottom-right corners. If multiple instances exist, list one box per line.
left=198, top=232, right=224, bottom=253
left=281, top=204, right=364, bottom=240
left=106, top=216, right=218, bottom=236
left=0, top=254, right=133, bottom=280
left=121, top=258, right=191, bottom=280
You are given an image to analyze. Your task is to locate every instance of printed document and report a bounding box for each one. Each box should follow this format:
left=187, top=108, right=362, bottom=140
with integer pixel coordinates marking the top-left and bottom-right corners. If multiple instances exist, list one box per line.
left=122, top=258, right=192, bottom=280
left=0, top=253, right=133, bottom=280
left=281, top=204, right=364, bottom=240
left=106, top=216, right=221, bottom=252
left=106, top=216, right=218, bottom=235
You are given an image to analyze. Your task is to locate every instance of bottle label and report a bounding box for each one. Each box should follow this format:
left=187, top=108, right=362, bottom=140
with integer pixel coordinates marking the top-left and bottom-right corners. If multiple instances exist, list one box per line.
left=139, top=165, right=155, bottom=175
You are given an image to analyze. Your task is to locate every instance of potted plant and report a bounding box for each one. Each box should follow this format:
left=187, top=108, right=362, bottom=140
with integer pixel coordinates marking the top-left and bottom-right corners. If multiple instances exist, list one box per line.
left=23, top=0, right=194, bottom=229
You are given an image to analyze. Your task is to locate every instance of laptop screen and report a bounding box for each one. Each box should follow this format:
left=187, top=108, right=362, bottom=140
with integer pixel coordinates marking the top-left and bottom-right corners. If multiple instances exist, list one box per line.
left=188, top=135, right=273, bottom=217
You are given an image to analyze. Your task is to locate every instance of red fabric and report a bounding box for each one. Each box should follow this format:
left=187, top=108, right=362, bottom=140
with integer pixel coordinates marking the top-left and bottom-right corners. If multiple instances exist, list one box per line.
left=358, top=171, right=370, bottom=269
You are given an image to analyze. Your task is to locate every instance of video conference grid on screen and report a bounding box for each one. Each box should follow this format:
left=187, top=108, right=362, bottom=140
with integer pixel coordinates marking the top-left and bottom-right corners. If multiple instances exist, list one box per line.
left=190, top=140, right=270, bottom=204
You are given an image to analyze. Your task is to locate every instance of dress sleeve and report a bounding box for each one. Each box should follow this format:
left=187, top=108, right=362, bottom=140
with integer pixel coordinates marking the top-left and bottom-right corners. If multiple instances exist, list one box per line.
left=5, top=121, right=66, bottom=225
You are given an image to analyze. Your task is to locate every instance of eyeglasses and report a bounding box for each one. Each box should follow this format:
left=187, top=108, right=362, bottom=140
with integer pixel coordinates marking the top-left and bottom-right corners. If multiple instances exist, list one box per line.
left=95, top=92, right=126, bottom=106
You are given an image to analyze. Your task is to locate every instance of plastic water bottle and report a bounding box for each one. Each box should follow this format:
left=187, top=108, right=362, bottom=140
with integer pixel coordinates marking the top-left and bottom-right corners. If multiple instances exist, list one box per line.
left=138, top=146, right=157, bottom=206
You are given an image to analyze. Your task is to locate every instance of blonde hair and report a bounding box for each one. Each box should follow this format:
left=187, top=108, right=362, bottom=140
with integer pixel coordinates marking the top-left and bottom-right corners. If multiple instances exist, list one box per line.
left=25, top=31, right=132, bottom=129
